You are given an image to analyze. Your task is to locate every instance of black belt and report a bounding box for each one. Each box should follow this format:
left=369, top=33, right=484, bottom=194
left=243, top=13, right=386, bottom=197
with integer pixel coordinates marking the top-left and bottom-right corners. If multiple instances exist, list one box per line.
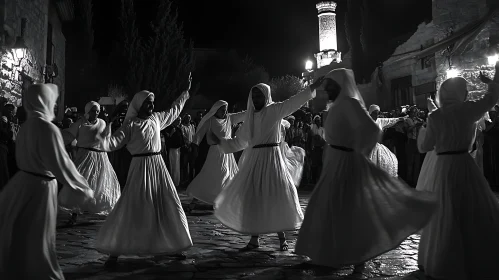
left=329, top=144, right=354, bottom=152
left=21, top=170, right=56, bottom=181
left=437, top=150, right=468, bottom=156
left=77, top=146, right=105, bottom=153
left=252, top=143, right=280, bottom=149
left=132, top=152, right=161, bottom=157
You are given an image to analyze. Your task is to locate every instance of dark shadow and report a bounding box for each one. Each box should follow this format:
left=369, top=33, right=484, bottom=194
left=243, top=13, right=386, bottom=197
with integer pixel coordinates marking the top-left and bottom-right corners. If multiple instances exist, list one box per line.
left=57, top=222, right=97, bottom=229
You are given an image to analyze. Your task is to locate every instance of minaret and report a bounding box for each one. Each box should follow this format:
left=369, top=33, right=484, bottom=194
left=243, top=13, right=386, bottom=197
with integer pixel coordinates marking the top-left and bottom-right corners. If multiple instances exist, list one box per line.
left=315, top=1, right=341, bottom=68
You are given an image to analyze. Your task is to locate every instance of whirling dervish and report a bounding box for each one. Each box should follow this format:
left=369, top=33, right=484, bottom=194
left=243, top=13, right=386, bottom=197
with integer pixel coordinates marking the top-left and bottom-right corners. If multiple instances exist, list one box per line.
left=59, top=101, right=121, bottom=225
left=417, top=62, right=499, bottom=280
left=294, top=69, right=437, bottom=272
left=96, top=74, right=193, bottom=267
left=212, top=79, right=325, bottom=251
left=186, top=100, right=245, bottom=212
left=368, top=104, right=405, bottom=177
left=0, top=84, right=94, bottom=280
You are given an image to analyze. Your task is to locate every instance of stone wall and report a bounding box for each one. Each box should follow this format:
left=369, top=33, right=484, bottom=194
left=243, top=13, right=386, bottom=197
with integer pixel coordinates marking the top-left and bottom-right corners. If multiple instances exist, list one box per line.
left=433, top=0, right=498, bottom=98
left=0, top=0, right=66, bottom=112
left=379, top=22, right=437, bottom=110
left=1, top=0, right=49, bottom=106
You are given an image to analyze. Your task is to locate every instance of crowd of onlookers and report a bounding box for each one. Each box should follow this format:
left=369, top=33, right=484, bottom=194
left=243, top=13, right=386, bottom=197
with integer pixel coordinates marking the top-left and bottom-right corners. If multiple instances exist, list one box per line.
left=1, top=98, right=499, bottom=192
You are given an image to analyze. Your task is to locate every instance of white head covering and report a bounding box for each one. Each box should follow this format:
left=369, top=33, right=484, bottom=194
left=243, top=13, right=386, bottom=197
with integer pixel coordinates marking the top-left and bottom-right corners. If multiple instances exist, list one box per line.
left=325, top=68, right=365, bottom=108
left=84, top=101, right=100, bottom=120
left=195, top=100, right=228, bottom=142
left=239, top=83, right=273, bottom=141
left=368, top=104, right=380, bottom=114
left=436, top=77, right=468, bottom=108
left=124, top=90, right=154, bottom=123
left=24, top=83, right=59, bottom=122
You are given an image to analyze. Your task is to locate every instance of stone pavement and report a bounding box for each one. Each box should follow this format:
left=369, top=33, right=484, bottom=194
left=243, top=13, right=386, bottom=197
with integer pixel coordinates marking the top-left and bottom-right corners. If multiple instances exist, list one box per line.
left=57, top=191, right=426, bottom=280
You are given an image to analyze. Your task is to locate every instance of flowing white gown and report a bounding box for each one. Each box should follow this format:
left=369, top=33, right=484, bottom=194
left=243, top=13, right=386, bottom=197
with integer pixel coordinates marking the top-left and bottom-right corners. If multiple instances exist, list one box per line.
left=96, top=91, right=192, bottom=256
left=295, top=69, right=437, bottom=268
left=0, top=84, right=94, bottom=280
left=214, top=85, right=314, bottom=234
left=369, top=118, right=400, bottom=177
left=187, top=111, right=245, bottom=204
left=59, top=117, right=121, bottom=215
left=280, top=119, right=305, bottom=187
left=417, top=82, right=499, bottom=280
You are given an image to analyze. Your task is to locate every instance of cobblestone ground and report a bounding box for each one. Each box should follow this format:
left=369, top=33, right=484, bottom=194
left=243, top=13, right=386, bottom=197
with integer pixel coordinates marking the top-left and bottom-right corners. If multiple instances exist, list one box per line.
left=57, top=191, right=426, bottom=280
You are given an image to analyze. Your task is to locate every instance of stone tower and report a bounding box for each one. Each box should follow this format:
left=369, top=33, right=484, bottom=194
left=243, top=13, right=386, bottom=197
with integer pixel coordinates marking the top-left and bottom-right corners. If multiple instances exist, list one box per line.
left=315, top=1, right=341, bottom=68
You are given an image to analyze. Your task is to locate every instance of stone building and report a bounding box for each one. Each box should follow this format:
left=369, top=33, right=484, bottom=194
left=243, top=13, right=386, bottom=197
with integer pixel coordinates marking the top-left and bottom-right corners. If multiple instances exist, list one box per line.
left=374, top=0, right=499, bottom=110
left=0, top=0, right=68, bottom=118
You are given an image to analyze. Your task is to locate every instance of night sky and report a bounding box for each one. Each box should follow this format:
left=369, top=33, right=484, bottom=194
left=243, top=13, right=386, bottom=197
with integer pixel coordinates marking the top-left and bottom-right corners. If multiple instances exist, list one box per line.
left=93, top=0, right=432, bottom=78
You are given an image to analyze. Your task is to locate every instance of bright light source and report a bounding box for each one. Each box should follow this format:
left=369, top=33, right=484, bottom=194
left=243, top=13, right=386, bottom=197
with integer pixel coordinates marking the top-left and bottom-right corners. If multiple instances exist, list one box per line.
left=305, top=60, right=313, bottom=71
left=446, top=68, right=460, bottom=78
left=488, top=54, right=498, bottom=65
left=14, top=48, right=25, bottom=59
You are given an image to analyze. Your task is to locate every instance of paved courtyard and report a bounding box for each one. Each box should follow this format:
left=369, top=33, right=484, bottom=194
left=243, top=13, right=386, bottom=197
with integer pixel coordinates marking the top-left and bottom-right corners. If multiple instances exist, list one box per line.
left=57, top=191, right=427, bottom=280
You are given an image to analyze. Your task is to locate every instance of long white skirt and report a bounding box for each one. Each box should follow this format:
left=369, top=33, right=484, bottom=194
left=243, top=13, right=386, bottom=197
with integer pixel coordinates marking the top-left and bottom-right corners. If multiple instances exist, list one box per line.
left=59, top=149, right=121, bottom=215
left=418, top=153, right=499, bottom=280
left=214, top=146, right=303, bottom=234
left=95, top=154, right=192, bottom=256
left=168, top=148, right=180, bottom=187
left=186, top=145, right=238, bottom=205
left=295, top=145, right=437, bottom=268
left=0, top=173, right=64, bottom=279
left=281, top=142, right=305, bottom=187
left=369, top=142, right=398, bottom=177
left=416, top=150, right=437, bottom=192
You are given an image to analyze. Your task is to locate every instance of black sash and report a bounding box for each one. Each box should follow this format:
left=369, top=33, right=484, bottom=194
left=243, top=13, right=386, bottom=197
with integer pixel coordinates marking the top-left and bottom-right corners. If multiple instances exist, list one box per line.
left=132, top=152, right=162, bottom=157
left=21, top=170, right=56, bottom=181
left=329, top=144, right=354, bottom=152
left=252, top=143, right=281, bottom=149
left=77, top=146, right=105, bottom=153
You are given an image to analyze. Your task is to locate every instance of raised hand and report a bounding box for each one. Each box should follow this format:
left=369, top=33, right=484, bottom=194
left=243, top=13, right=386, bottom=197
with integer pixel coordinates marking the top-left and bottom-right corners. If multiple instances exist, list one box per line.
left=310, top=76, right=326, bottom=91
left=479, top=71, right=492, bottom=84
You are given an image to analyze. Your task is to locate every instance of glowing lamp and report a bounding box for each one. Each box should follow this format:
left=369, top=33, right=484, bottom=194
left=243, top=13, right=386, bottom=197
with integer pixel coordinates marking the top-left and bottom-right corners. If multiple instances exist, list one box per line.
left=305, top=60, right=313, bottom=71
left=488, top=54, right=498, bottom=65
left=15, top=48, right=25, bottom=59
left=446, top=68, right=460, bottom=78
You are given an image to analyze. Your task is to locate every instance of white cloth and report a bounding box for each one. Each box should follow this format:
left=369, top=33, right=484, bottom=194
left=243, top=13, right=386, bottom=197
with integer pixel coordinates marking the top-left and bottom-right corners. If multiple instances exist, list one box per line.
left=0, top=84, right=93, bottom=280
left=124, top=90, right=153, bottom=123
left=84, top=101, right=100, bottom=120
left=186, top=106, right=245, bottom=204
left=368, top=118, right=400, bottom=177
left=59, top=117, right=121, bottom=215
left=417, top=80, right=499, bottom=280
left=295, top=69, right=437, bottom=268
left=96, top=91, right=192, bottom=256
left=279, top=119, right=305, bottom=187
left=168, top=148, right=181, bottom=186
left=214, top=85, right=316, bottom=234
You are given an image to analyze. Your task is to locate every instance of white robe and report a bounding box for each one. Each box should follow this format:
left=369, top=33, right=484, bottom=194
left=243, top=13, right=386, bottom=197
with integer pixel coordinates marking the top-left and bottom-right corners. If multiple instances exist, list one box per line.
left=295, top=97, right=437, bottom=268
left=186, top=112, right=245, bottom=204
left=417, top=86, right=499, bottom=280
left=368, top=117, right=400, bottom=177
left=59, top=118, right=121, bottom=214
left=0, top=117, right=93, bottom=280
left=95, top=92, right=193, bottom=256
left=214, top=88, right=315, bottom=234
